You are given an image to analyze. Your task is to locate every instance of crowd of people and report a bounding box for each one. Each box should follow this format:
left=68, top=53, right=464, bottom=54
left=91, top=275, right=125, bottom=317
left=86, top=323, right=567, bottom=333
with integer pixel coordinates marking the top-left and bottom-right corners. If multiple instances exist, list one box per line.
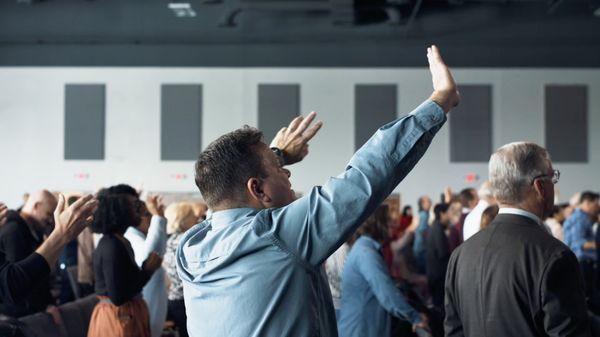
left=0, top=45, right=598, bottom=337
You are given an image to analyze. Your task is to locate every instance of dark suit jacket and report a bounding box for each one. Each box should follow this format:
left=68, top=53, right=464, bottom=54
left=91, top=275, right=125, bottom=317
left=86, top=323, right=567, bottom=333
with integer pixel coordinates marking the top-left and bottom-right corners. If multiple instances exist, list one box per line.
left=444, top=213, right=590, bottom=337
left=426, top=220, right=450, bottom=283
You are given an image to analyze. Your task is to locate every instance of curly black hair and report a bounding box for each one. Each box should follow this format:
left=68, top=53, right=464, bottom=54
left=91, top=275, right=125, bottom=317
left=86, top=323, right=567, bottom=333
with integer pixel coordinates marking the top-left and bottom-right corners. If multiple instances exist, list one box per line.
left=91, top=187, right=135, bottom=234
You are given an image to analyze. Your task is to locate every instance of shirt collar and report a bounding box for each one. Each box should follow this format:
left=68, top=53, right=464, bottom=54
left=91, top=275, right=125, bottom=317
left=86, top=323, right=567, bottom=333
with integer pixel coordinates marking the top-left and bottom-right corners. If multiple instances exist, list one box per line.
left=210, top=207, right=260, bottom=229
left=498, top=207, right=542, bottom=226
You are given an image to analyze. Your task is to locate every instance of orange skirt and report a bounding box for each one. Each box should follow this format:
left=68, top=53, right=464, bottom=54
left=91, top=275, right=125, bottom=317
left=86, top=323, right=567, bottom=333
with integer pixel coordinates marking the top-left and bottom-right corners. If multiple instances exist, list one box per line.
left=87, top=296, right=150, bottom=337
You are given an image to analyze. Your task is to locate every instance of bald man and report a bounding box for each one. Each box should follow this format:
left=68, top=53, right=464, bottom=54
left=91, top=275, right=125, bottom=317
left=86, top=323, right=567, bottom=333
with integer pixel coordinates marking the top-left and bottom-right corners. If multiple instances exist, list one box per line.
left=0, top=190, right=57, bottom=317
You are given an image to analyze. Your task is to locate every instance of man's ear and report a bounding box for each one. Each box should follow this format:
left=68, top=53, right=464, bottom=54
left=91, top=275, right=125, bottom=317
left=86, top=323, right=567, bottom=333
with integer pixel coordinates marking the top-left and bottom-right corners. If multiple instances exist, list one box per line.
left=533, top=179, right=545, bottom=199
left=246, top=178, right=272, bottom=205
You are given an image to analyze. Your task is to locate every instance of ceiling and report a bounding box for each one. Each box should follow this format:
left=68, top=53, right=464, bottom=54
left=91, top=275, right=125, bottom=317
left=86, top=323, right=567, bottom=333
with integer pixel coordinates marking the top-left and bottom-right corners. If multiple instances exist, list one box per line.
left=0, top=0, right=599, bottom=67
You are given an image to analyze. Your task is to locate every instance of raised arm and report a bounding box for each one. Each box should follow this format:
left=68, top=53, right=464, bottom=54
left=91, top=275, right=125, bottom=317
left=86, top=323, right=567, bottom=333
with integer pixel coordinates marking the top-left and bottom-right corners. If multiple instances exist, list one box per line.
left=269, top=45, right=459, bottom=266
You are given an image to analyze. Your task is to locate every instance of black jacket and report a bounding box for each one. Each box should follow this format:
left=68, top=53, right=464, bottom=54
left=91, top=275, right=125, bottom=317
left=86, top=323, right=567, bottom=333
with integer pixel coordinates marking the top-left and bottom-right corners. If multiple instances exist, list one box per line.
left=0, top=211, right=52, bottom=317
left=444, top=213, right=590, bottom=337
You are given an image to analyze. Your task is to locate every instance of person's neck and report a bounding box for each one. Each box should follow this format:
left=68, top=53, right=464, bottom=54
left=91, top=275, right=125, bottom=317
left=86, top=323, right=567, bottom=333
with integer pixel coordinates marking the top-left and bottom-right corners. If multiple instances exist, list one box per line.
left=498, top=201, right=543, bottom=219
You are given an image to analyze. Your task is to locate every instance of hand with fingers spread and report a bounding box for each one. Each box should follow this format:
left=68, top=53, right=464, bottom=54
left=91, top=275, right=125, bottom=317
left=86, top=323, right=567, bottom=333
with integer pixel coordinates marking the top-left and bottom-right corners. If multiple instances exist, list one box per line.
left=146, top=194, right=166, bottom=218
left=269, top=111, right=323, bottom=166
left=36, top=194, right=98, bottom=266
left=0, top=202, right=7, bottom=226
left=427, top=45, right=460, bottom=113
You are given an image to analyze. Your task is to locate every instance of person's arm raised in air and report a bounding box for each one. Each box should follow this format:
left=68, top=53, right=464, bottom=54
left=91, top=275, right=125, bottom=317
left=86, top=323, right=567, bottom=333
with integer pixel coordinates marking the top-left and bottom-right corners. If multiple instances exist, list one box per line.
left=269, top=45, right=460, bottom=266
left=143, top=194, right=168, bottom=258
left=0, top=194, right=97, bottom=305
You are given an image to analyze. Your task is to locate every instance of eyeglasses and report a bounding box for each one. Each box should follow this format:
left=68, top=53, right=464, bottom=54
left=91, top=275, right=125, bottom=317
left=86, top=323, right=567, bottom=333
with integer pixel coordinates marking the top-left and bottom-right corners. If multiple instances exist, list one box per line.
left=532, top=169, right=560, bottom=184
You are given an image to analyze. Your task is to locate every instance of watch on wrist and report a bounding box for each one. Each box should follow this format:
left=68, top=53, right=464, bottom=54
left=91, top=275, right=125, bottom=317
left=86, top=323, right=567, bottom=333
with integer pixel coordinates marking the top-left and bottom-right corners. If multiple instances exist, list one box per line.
left=270, top=147, right=285, bottom=166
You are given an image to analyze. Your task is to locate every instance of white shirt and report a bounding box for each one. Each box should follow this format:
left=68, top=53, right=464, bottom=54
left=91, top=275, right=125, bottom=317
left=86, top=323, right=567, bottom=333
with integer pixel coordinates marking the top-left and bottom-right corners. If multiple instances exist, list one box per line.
left=498, top=207, right=544, bottom=227
left=463, top=200, right=490, bottom=241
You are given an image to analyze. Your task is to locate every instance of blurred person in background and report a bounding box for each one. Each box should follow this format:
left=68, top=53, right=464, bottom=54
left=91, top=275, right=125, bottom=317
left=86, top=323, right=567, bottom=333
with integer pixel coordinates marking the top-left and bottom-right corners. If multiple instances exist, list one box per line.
left=163, top=202, right=197, bottom=337
left=338, top=204, right=429, bottom=337
left=463, top=181, right=496, bottom=241
left=545, top=203, right=569, bottom=242
left=88, top=187, right=162, bottom=337
left=479, top=205, right=499, bottom=231
left=122, top=188, right=168, bottom=337
left=413, top=196, right=432, bottom=274
left=426, top=203, right=451, bottom=313
left=0, top=190, right=57, bottom=317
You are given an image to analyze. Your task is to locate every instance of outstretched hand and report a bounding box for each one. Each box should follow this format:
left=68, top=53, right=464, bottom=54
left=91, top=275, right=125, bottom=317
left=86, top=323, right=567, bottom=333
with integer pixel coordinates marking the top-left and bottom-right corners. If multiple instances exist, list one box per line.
left=269, top=111, right=323, bottom=165
left=427, top=45, right=460, bottom=113
left=54, top=194, right=98, bottom=242
left=146, top=194, right=165, bottom=218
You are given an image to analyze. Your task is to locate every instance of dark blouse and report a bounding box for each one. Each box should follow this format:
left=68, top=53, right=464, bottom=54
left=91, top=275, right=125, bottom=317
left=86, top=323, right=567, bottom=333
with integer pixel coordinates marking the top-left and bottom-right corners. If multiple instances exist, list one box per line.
left=93, top=234, right=152, bottom=306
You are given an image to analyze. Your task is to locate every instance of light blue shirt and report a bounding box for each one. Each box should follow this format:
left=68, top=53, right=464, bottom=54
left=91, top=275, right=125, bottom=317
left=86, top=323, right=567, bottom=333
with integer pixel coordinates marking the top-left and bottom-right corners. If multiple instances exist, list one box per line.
left=338, top=236, right=421, bottom=337
left=564, top=208, right=596, bottom=261
left=176, top=100, right=446, bottom=337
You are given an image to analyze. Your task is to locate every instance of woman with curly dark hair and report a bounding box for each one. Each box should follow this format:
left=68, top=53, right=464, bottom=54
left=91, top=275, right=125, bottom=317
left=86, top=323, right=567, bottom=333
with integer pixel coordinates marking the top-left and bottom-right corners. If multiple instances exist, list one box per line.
left=87, top=186, right=162, bottom=337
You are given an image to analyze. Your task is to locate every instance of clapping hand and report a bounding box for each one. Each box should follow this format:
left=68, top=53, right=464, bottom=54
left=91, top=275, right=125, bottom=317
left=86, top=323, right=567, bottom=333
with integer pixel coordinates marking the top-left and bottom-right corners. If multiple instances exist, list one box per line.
left=0, top=202, right=7, bottom=226
left=142, top=252, right=163, bottom=273
left=54, top=194, right=98, bottom=242
left=269, top=111, right=323, bottom=166
left=145, top=194, right=165, bottom=218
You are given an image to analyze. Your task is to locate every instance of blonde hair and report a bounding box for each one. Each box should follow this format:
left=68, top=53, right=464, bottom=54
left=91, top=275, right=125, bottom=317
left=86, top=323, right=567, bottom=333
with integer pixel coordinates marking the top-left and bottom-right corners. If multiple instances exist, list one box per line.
left=165, top=202, right=197, bottom=235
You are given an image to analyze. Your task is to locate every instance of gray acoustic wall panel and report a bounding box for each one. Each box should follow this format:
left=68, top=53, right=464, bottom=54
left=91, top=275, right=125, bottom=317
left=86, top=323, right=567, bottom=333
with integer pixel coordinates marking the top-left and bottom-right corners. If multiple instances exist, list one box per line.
left=450, top=85, right=493, bottom=162
left=545, top=85, right=588, bottom=162
left=161, top=84, right=203, bottom=160
left=354, top=84, right=397, bottom=151
left=64, top=84, right=106, bottom=160
left=258, top=84, right=300, bottom=142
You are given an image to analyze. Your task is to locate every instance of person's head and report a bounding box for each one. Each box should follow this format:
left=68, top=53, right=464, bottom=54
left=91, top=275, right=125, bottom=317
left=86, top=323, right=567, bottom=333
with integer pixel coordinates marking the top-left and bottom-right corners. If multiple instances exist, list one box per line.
left=579, top=191, right=600, bottom=216
left=480, top=205, right=499, bottom=230
left=402, top=205, right=413, bottom=217
left=91, top=188, right=140, bottom=235
left=356, top=204, right=391, bottom=244
left=433, top=203, right=451, bottom=226
left=165, top=202, right=197, bottom=235
left=20, top=190, right=58, bottom=231
left=459, top=188, right=478, bottom=210
left=191, top=202, right=208, bottom=222
left=478, top=181, right=496, bottom=205
left=195, top=127, right=294, bottom=211
left=448, top=200, right=463, bottom=224
left=418, top=196, right=432, bottom=212
left=103, top=184, right=149, bottom=231
left=548, top=203, right=569, bottom=223
left=489, top=142, right=557, bottom=218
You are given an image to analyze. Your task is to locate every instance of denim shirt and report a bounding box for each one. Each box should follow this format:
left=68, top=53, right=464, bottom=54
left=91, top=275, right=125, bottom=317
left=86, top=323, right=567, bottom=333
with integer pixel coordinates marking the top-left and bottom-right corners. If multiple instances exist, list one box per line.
left=564, top=208, right=596, bottom=261
left=338, top=236, right=421, bottom=337
left=176, top=100, right=446, bottom=337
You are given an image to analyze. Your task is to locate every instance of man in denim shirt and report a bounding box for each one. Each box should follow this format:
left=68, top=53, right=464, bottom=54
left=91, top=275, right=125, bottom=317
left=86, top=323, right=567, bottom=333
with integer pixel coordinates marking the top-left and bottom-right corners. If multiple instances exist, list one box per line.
left=177, top=45, right=459, bottom=337
left=563, top=191, right=599, bottom=296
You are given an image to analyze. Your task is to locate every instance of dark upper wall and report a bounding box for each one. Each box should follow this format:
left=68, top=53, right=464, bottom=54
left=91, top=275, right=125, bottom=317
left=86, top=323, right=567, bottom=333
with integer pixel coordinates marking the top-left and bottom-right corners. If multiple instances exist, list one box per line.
left=1, top=0, right=599, bottom=67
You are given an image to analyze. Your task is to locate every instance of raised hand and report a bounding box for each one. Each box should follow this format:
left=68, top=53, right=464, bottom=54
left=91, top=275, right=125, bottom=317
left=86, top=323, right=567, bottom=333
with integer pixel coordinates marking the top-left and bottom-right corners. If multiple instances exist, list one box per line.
left=0, top=202, right=8, bottom=226
left=427, top=45, right=460, bottom=113
left=142, top=251, right=163, bottom=272
left=54, top=194, right=98, bottom=242
left=146, top=194, right=166, bottom=218
left=36, top=193, right=98, bottom=266
left=269, top=111, right=323, bottom=165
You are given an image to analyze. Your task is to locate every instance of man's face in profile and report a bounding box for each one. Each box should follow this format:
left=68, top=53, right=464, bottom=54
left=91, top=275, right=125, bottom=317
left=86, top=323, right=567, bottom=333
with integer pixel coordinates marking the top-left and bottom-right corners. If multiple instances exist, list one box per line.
left=257, top=143, right=295, bottom=208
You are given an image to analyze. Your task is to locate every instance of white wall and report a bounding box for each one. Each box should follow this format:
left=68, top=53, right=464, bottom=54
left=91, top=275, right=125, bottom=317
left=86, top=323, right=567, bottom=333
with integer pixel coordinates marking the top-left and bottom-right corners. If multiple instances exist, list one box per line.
left=0, top=67, right=599, bottom=208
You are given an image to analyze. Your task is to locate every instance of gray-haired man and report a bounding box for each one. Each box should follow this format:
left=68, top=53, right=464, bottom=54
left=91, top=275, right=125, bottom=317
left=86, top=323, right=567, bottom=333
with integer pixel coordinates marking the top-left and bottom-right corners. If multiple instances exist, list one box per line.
left=445, top=142, right=590, bottom=337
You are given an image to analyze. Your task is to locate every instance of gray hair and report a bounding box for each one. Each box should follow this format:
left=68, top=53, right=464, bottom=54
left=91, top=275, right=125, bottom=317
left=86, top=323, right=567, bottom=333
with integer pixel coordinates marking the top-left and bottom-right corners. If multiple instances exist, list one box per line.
left=488, top=142, right=551, bottom=204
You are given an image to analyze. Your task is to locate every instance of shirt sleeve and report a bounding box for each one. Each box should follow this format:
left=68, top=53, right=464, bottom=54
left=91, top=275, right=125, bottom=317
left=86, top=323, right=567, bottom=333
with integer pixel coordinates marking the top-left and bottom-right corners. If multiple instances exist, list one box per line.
left=144, top=216, right=168, bottom=257
left=0, top=253, right=50, bottom=305
left=267, top=100, right=446, bottom=266
left=444, top=250, right=465, bottom=337
left=356, top=245, right=421, bottom=324
left=540, top=250, right=591, bottom=337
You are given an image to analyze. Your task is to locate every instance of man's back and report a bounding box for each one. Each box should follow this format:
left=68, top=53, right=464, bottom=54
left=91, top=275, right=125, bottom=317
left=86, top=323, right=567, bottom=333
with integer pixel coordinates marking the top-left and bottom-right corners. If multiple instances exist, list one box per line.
left=445, top=213, right=590, bottom=337
left=177, top=207, right=337, bottom=337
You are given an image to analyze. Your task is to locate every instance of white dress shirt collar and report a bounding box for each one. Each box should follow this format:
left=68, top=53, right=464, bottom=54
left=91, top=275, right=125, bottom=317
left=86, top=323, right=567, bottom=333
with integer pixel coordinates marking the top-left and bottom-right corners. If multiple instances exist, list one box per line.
left=498, top=207, right=542, bottom=226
